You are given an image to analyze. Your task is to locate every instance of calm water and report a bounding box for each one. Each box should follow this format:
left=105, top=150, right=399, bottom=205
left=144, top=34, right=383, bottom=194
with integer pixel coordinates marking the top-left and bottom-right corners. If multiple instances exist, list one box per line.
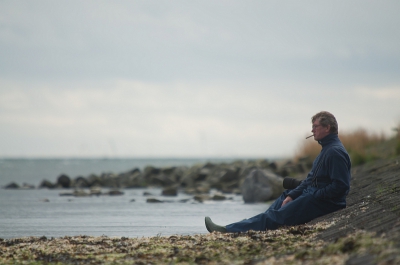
left=0, top=158, right=269, bottom=239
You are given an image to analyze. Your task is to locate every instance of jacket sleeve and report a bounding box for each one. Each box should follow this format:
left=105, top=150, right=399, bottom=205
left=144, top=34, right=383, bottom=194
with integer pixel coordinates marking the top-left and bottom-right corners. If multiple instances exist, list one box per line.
left=287, top=173, right=311, bottom=200
left=314, top=148, right=351, bottom=200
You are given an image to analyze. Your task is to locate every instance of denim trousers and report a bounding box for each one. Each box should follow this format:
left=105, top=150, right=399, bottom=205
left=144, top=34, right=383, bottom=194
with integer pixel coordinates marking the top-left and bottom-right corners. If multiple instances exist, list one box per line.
left=226, top=187, right=344, bottom=232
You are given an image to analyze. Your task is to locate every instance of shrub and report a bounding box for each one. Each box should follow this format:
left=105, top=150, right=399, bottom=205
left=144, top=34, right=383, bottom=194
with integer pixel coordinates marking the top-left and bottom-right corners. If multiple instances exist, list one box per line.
left=396, top=140, right=400, bottom=156
left=294, top=128, right=387, bottom=165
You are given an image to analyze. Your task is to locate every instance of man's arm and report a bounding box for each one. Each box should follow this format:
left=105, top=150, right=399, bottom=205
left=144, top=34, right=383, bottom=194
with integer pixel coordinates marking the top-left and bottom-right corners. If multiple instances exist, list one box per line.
left=314, top=148, right=351, bottom=200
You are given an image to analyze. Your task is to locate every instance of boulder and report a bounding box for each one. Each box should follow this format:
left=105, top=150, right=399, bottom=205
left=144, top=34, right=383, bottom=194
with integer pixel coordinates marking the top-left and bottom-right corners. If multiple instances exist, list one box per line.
left=57, top=174, right=71, bottom=188
left=241, top=169, right=284, bottom=203
left=152, top=175, right=176, bottom=186
left=161, top=167, right=176, bottom=175
left=21, top=183, right=35, bottom=189
left=193, top=194, right=211, bottom=202
left=195, top=183, right=210, bottom=194
left=73, top=189, right=89, bottom=197
left=73, top=176, right=90, bottom=188
left=129, top=168, right=141, bottom=175
left=144, top=166, right=161, bottom=176
left=147, top=198, right=163, bottom=203
left=212, top=193, right=227, bottom=201
left=124, top=172, right=146, bottom=188
left=4, top=182, right=20, bottom=189
left=194, top=168, right=210, bottom=182
left=162, top=186, right=178, bottom=196
left=87, top=174, right=103, bottom=187
left=90, top=186, right=102, bottom=196
left=39, top=179, right=55, bottom=189
left=219, top=169, right=239, bottom=182
left=101, top=173, right=119, bottom=188
left=221, top=180, right=239, bottom=193
left=59, top=192, right=74, bottom=196
left=108, top=189, right=124, bottom=196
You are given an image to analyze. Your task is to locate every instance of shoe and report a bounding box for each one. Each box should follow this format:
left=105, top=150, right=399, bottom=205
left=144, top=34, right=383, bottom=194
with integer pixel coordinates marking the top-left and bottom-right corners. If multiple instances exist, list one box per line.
left=205, top=216, right=227, bottom=233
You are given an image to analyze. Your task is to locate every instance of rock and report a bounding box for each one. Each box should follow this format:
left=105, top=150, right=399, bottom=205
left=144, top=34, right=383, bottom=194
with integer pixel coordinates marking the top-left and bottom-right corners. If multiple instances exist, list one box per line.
left=195, top=183, right=210, bottom=194
left=73, top=189, right=89, bottom=197
left=57, top=174, right=71, bottom=188
left=59, top=192, right=74, bottom=196
left=73, top=176, right=90, bottom=188
left=144, top=166, right=161, bottom=176
left=212, top=193, right=226, bottom=201
left=193, top=194, right=211, bottom=203
left=130, top=199, right=135, bottom=202
left=147, top=198, right=163, bottom=203
left=124, top=172, right=146, bottom=188
left=108, top=189, right=124, bottom=196
left=152, top=175, right=175, bottom=186
left=143, top=191, right=153, bottom=196
left=162, top=186, right=178, bottom=196
left=220, top=169, right=239, bottom=182
left=184, top=188, right=196, bottom=195
left=39, top=179, right=55, bottom=189
left=269, top=162, right=278, bottom=171
left=129, top=168, right=141, bottom=175
left=194, top=168, right=210, bottom=182
left=21, top=183, right=35, bottom=189
left=203, top=162, right=216, bottom=169
left=87, top=174, right=103, bottom=187
left=90, top=186, right=102, bottom=196
left=241, top=169, right=284, bottom=203
left=221, top=181, right=239, bottom=193
left=41, top=198, right=50, bottom=202
left=101, top=173, right=119, bottom=188
left=4, top=182, right=20, bottom=189
left=161, top=167, right=176, bottom=175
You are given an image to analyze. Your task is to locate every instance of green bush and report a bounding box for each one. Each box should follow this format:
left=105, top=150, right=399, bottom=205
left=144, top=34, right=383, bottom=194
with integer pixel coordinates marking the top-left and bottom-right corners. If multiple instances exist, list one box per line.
left=351, top=151, right=366, bottom=166
left=396, top=140, right=400, bottom=155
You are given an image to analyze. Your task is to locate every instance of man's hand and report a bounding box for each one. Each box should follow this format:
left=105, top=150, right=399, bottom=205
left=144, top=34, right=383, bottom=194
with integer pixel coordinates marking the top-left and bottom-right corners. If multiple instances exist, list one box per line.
left=281, top=196, right=293, bottom=207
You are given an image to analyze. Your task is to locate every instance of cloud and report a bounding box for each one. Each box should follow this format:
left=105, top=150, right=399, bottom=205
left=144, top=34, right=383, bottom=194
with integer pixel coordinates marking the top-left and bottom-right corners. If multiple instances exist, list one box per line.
left=0, top=1, right=400, bottom=157
left=355, top=86, right=400, bottom=100
left=1, top=1, right=399, bottom=83
left=0, top=78, right=314, bottom=157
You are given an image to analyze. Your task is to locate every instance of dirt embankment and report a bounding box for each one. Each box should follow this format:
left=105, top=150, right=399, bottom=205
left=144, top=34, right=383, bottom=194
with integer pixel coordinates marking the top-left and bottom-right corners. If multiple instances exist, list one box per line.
left=312, top=155, right=400, bottom=243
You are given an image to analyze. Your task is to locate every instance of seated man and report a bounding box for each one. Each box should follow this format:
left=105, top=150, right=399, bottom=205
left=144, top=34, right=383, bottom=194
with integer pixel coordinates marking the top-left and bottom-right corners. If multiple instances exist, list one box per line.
left=205, top=111, right=351, bottom=233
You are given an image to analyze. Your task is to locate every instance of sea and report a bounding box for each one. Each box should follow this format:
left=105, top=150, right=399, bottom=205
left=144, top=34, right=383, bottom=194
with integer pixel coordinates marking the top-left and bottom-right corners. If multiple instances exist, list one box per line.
left=0, top=158, right=270, bottom=239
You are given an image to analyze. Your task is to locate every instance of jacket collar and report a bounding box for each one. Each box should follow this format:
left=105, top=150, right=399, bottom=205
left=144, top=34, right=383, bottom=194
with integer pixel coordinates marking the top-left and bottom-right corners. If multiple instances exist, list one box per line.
left=318, top=133, right=339, bottom=148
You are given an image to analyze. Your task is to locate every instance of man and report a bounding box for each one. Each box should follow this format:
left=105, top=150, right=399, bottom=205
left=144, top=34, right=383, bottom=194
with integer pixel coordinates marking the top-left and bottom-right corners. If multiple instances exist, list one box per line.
left=205, top=111, right=351, bottom=233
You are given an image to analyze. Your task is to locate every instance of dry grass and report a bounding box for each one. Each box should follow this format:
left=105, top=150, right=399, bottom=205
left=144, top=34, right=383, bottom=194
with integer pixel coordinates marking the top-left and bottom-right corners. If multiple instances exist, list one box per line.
left=294, top=128, right=388, bottom=166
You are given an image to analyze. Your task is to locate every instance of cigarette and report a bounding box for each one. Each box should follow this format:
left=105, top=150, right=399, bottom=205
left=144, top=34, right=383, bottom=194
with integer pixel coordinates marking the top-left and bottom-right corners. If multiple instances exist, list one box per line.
left=305, top=135, right=314, bottom=139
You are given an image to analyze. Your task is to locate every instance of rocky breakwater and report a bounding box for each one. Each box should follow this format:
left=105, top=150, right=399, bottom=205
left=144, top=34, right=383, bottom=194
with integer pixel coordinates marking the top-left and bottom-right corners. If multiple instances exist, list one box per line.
left=4, top=158, right=312, bottom=202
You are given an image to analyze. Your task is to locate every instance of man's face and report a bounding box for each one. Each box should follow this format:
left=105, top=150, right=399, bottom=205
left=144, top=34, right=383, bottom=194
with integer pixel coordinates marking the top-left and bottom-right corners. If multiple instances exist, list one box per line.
left=311, top=119, right=331, bottom=141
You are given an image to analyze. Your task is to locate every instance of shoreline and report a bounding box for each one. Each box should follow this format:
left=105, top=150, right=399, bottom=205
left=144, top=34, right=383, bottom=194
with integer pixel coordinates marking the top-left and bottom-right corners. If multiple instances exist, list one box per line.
left=1, top=156, right=400, bottom=264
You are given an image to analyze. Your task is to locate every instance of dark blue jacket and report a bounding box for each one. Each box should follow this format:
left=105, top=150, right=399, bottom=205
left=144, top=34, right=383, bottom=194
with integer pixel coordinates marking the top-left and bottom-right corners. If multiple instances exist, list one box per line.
left=288, top=133, right=351, bottom=205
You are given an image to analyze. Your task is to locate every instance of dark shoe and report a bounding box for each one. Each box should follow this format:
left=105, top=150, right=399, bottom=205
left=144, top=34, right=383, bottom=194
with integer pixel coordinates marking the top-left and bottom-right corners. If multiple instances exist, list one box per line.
left=205, top=216, right=227, bottom=233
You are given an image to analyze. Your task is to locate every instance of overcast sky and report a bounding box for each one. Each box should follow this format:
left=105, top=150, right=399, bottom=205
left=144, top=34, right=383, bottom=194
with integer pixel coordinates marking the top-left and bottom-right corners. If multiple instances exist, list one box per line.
left=1, top=0, right=399, bottom=158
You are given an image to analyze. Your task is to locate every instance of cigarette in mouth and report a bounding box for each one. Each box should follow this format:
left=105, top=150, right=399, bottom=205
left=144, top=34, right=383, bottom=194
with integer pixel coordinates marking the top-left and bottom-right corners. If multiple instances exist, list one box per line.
left=305, top=135, right=314, bottom=139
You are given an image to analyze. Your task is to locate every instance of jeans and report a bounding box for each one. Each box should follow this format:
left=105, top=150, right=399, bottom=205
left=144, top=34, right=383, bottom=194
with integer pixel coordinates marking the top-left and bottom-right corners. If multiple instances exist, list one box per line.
left=226, top=187, right=345, bottom=232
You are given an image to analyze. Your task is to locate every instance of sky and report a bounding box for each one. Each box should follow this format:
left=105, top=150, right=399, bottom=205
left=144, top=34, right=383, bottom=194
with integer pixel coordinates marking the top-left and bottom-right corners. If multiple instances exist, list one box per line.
left=0, top=0, right=399, bottom=158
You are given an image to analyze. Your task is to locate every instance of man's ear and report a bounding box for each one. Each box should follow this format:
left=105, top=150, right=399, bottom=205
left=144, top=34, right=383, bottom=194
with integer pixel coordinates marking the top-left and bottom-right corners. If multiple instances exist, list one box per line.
left=325, top=125, right=331, bottom=133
